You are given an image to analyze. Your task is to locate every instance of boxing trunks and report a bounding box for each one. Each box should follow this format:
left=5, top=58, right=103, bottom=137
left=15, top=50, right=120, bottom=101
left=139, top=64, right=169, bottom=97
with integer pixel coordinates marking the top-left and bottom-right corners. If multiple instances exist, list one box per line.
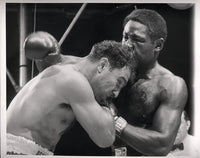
left=7, top=133, right=53, bottom=155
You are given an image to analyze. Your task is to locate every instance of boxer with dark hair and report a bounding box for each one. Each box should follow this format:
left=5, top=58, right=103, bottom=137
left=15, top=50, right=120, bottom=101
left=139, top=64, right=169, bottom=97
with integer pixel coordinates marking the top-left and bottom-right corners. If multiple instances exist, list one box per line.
left=7, top=40, right=135, bottom=155
left=113, top=9, right=187, bottom=156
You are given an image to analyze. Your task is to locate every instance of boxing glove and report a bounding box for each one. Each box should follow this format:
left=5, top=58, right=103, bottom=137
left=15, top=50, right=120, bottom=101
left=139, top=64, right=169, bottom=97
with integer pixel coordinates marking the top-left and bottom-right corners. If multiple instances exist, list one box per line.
left=24, top=31, right=60, bottom=60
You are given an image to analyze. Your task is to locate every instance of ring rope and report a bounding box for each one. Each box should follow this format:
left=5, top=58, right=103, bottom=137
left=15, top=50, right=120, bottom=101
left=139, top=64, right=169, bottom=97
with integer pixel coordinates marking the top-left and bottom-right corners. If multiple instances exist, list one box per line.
left=59, top=3, right=87, bottom=46
left=31, top=4, right=37, bottom=79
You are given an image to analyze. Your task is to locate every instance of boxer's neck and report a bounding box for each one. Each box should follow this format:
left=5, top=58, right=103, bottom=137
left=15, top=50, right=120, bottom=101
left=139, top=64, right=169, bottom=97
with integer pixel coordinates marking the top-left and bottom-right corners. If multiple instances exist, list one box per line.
left=137, top=60, right=157, bottom=78
left=74, top=58, right=96, bottom=82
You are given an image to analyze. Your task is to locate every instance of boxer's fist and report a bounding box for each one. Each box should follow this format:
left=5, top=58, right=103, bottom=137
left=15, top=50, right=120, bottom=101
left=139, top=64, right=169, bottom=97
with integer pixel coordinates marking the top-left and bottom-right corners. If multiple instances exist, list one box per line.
left=24, top=31, right=60, bottom=60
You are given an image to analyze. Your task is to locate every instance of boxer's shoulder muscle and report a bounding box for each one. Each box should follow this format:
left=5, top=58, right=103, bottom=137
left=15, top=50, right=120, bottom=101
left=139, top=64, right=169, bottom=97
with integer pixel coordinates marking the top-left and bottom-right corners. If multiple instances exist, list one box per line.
left=158, top=73, right=188, bottom=109
left=126, top=67, right=187, bottom=125
left=63, top=68, right=93, bottom=102
left=61, top=55, right=82, bottom=65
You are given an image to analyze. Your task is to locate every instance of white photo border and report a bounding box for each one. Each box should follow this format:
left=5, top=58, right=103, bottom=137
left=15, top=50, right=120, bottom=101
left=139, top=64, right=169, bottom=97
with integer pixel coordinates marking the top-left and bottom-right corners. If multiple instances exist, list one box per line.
left=1, top=0, right=199, bottom=158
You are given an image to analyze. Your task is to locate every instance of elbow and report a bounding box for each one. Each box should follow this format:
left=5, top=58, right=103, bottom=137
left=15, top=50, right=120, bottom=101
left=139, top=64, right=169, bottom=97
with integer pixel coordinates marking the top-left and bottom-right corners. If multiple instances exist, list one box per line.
left=142, top=135, right=173, bottom=156
left=144, top=145, right=171, bottom=156
left=104, top=131, right=115, bottom=147
left=96, top=130, right=115, bottom=148
left=149, top=139, right=173, bottom=156
left=97, top=138, right=115, bottom=148
left=152, top=146, right=171, bottom=156
left=149, top=132, right=175, bottom=156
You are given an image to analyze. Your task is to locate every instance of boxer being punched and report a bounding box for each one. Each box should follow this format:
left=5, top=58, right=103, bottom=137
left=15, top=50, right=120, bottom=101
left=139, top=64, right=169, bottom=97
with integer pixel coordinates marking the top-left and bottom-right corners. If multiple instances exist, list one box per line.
left=7, top=40, right=135, bottom=155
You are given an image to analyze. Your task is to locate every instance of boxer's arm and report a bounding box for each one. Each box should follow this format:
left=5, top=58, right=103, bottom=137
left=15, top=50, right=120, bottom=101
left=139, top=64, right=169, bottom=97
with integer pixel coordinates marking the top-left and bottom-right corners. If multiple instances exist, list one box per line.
left=63, top=73, right=115, bottom=148
left=117, top=76, right=188, bottom=156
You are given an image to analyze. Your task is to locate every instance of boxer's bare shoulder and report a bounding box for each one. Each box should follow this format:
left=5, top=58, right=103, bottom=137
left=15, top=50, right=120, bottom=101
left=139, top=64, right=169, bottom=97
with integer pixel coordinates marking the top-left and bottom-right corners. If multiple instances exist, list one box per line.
left=158, top=72, right=188, bottom=108
left=126, top=64, right=187, bottom=126
left=60, top=55, right=83, bottom=65
left=41, top=64, right=93, bottom=98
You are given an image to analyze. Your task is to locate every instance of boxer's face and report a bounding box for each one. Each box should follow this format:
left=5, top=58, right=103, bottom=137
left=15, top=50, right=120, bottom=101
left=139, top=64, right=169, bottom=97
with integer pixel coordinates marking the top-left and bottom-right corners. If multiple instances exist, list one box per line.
left=122, top=20, right=155, bottom=67
left=92, top=65, right=130, bottom=105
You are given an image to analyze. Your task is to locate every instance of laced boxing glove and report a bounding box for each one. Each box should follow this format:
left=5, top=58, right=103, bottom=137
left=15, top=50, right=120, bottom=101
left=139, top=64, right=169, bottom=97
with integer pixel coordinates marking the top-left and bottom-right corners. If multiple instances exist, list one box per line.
left=24, top=31, right=60, bottom=60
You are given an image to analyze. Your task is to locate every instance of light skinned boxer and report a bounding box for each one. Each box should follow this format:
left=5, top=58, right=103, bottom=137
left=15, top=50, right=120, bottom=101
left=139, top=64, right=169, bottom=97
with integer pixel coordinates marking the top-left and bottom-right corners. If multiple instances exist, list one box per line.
left=24, top=9, right=188, bottom=156
left=7, top=40, right=135, bottom=155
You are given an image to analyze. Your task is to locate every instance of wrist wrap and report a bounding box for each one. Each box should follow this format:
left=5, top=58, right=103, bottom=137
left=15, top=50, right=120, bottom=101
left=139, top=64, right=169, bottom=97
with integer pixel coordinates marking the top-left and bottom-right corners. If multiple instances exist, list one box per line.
left=115, top=116, right=127, bottom=136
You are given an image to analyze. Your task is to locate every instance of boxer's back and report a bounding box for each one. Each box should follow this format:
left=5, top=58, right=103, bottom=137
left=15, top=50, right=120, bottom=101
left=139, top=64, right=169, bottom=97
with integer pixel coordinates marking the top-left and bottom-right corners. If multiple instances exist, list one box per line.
left=7, top=64, right=76, bottom=151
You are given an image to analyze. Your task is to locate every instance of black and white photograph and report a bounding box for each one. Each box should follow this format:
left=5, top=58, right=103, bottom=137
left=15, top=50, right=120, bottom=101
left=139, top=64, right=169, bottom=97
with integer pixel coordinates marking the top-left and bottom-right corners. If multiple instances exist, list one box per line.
left=1, top=0, right=200, bottom=157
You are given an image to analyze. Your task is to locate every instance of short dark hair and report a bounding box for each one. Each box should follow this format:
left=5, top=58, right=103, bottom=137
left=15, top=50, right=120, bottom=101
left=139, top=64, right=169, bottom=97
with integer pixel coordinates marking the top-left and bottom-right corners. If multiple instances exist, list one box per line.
left=124, top=9, right=167, bottom=41
left=88, top=40, right=137, bottom=74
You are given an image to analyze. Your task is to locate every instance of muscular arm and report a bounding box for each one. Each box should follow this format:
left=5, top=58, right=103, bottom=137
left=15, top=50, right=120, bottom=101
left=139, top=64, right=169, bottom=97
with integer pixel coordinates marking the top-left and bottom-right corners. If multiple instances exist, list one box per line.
left=62, top=72, right=115, bottom=148
left=119, top=76, right=188, bottom=156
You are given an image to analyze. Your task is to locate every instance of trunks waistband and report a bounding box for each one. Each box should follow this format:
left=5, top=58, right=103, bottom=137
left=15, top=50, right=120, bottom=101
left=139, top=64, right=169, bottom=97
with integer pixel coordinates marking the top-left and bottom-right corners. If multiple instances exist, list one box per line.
left=7, top=133, right=53, bottom=155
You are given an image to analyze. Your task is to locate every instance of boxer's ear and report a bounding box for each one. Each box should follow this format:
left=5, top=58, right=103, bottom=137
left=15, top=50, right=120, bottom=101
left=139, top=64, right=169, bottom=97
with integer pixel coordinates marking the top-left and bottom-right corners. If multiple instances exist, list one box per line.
left=154, top=38, right=164, bottom=52
left=186, top=120, right=191, bottom=131
left=97, top=58, right=109, bottom=73
left=153, top=38, right=164, bottom=59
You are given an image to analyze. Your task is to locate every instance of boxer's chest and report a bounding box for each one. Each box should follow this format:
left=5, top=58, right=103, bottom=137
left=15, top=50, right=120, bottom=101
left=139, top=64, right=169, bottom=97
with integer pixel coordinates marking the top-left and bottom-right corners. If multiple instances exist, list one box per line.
left=126, top=78, right=161, bottom=127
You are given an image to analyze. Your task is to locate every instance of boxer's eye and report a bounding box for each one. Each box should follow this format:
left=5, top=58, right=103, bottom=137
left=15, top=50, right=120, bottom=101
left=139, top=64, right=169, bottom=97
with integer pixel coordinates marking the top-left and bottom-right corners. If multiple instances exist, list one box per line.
left=130, top=34, right=145, bottom=43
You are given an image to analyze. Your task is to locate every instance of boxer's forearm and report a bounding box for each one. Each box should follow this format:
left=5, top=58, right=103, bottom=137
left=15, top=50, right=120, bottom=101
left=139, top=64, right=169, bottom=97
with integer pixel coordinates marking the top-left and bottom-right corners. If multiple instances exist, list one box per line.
left=97, top=108, right=116, bottom=147
left=119, top=124, right=172, bottom=156
left=74, top=105, right=115, bottom=148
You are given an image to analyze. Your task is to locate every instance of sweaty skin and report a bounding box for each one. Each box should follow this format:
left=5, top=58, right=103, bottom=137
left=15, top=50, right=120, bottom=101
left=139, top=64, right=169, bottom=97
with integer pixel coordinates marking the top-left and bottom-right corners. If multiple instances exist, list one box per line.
left=7, top=62, right=117, bottom=152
